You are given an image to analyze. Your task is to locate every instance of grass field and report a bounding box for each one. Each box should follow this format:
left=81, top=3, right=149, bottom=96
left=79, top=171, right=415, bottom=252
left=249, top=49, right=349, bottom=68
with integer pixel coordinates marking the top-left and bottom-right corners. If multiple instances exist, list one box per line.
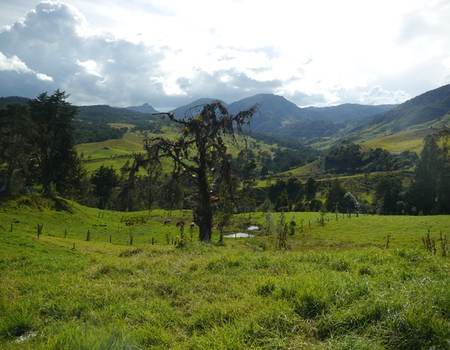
left=2, top=196, right=450, bottom=349
left=76, top=127, right=278, bottom=175
left=359, top=130, right=427, bottom=153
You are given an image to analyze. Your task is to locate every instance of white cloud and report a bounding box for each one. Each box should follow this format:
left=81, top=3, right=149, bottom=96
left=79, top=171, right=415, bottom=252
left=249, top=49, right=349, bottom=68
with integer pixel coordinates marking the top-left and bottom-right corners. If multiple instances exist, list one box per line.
left=443, top=57, right=450, bottom=71
left=359, top=86, right=410, bottom=105
left=0, top=0, right=449, bottom=108
left=0, top=52, right=32, bottom=73
left=76, top=59, right=102, bottom=77
left=0, top=52, right=54, bottom=82
left=36, top=72, right=54, bottom=81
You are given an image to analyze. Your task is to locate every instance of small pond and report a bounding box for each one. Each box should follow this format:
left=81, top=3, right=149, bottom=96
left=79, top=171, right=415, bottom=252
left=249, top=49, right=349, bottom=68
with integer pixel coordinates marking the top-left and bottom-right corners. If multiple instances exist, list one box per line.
left=224, top=233, right=255, bottom=238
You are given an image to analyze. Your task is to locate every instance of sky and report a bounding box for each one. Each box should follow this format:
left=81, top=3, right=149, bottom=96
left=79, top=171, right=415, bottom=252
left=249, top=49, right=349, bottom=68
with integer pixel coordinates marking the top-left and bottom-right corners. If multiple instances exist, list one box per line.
left=1, top=0, right=450, bottom=111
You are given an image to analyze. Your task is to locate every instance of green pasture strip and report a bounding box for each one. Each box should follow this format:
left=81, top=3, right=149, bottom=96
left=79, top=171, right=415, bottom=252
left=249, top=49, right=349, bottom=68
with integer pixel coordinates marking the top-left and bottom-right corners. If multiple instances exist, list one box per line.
left=245, top=211, right=450, bottom=250
left=0, top=199, right=192, bottom=246
left=108, top=122, right=135, bottom=129
left=360, top=131, right=425, bottom=153
left=82, top=155, right=176, bottom=175
left=77, top=127, right=276, bottom=162
left=78, top=127, right=277, bottom=176
left=289, top=160, right=323, bottom=178
left=2, top=227, right=450, bottom=348
left=3, top=200, right=449, bottom=250
left=77, top=137, right=144, bottom=159
left=81, top=158, right=131, bottom=173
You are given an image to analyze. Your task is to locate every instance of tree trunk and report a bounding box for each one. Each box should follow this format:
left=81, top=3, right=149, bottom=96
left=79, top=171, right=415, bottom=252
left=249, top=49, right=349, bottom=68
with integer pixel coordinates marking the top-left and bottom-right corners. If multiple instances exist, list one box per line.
left=196, top=145, right=213, bottom=242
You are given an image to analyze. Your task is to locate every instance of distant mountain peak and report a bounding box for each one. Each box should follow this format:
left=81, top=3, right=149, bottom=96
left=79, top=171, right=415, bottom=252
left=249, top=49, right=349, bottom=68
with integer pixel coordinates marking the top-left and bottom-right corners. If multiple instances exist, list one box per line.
left=126, top=103, right=159, bottom=114
left=170, top=98, right=228, bottom=118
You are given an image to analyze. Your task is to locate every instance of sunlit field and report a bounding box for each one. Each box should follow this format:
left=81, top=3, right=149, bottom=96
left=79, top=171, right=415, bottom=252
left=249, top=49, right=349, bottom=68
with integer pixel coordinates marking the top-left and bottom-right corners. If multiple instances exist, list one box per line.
left=77, top=127, right=278, bottom=174
left=2, top=196, right=450, bottom=349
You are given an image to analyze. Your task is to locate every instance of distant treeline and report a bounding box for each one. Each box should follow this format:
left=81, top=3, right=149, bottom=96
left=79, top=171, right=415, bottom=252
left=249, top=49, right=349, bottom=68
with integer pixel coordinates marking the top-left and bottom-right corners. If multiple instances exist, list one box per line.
left=73, top=120, right=128, bottom=144
left=323, top=140, right=418, bottom=174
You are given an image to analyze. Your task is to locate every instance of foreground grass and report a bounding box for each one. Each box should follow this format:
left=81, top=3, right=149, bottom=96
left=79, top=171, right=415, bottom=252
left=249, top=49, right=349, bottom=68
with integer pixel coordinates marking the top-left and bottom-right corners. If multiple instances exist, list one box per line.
left=2, top=199, right=450, bottom=349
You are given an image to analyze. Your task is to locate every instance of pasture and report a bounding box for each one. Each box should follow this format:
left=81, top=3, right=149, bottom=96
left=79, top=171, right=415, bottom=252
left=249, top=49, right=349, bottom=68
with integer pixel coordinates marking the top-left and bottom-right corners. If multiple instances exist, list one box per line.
left=2, top=196, right=450, bottom=349
left=359, top=130, right=426, bottom=154
left=76, top=127, right=278, bottom=175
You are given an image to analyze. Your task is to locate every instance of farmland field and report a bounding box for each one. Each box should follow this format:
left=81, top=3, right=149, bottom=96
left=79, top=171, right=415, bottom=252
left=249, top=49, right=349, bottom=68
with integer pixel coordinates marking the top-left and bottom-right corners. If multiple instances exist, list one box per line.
left=77, top=127, right=278, bottom=174
left=2, top=197, right=450, bottom=349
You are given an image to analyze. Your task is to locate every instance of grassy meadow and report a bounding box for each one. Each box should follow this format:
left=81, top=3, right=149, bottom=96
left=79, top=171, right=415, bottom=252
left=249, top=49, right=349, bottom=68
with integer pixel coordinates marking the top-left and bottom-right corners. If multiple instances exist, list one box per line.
left=76, top=126, right=278, bottom=175
left=2, top=195, right=450, bottom=349
left=358, top=130, right=427, bottom=154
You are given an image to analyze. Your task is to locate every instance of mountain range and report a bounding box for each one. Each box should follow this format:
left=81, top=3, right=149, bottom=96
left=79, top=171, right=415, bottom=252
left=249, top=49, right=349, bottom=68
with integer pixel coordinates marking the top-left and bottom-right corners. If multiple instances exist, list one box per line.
left=2, top=83, right=450, bottom=146
left=162, top=84, right=450, bottom=142
left=159, top=94, right=396, bottom=138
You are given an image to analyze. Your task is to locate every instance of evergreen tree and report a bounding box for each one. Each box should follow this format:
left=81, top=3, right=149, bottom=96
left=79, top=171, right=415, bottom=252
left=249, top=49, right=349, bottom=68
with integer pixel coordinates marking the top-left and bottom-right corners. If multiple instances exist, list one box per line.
left=305, top=177, right=317, bottom=201
left=325, top=179, right=346, bottom=212
left=374, top=174, right=403, bottom=214
left=275, top=188, right=290, bottom=211
left=28, top=90, right=83, bottom=197
left=409, top=133, right=441, bottom=214
left=91, top=165, right=120, bottom=209
left=436, top=129, right=450, bottom=213
left=409, top=128, right=450, bottom=214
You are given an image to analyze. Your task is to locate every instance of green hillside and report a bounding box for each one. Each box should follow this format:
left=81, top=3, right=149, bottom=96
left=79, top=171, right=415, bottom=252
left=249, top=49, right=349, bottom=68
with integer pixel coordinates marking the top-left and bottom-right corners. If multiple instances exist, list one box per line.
left=352, top=84, right=450, bottom=141
left=76, top=124, right=288, bottom=175
left=359, top=129, right=428, bottom=153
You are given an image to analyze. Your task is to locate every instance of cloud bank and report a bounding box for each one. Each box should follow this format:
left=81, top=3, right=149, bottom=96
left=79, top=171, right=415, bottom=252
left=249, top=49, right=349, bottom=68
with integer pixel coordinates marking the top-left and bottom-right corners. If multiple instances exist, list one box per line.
left=1, top=0, right=450, bottom=109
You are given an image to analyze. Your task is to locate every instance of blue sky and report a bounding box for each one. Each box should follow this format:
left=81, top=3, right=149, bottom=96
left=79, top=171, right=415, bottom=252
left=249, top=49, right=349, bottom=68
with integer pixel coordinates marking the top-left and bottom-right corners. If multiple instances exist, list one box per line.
left=1, top=0, right=450, bottom=110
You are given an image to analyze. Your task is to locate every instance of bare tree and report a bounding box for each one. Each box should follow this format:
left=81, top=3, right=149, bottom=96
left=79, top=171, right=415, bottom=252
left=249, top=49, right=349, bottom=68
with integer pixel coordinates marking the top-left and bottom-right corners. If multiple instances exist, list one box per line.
left=143, top=101, right=257, bottom=242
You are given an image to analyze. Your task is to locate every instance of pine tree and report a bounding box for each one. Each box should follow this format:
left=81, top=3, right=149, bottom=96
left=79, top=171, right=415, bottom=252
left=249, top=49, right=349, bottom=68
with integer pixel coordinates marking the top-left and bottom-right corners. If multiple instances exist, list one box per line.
left=91, top=165, right=120, bottom=209
left=28, top=90, right=83, bottom=197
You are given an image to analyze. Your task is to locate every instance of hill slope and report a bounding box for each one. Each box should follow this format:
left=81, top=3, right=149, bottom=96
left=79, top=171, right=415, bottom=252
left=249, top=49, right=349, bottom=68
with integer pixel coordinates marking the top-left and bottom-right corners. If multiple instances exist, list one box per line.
left=355, top=83, right=450, bottom=138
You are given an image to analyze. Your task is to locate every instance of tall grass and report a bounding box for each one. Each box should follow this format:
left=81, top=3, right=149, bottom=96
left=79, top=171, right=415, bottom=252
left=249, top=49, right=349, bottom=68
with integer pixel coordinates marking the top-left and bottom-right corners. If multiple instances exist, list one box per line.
left=2, top=201, right=450, bottom=348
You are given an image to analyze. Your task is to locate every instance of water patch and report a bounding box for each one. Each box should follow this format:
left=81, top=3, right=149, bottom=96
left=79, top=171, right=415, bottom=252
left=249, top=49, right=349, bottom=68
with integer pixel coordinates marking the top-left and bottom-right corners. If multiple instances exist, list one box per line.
left=15, top=331, right=37, bottom=343
left=224, top=233, right=255, bottom=238
left=247, top=225, right=259, bottom=231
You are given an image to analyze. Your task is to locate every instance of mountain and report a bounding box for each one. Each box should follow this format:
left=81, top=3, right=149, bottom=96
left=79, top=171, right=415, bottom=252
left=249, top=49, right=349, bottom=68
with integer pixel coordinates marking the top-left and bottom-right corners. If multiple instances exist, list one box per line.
left=302, top=103, right=396, bottom=122
left=127, top=103, right=159, bottom=114
left=354, top=83, right=450, bottom=138
left=229, top=94, right=304, bottom=120
left=77, top=105, right=156, bottom=124
left=226, top=94, right=395, bottom=137
left=0, top=96, right=29, bottom=109
left=170, top=98, right=228, bottom=119
left=6, top=84, right=450, bottom=146
left=228, top=94, right=305, bottom=132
